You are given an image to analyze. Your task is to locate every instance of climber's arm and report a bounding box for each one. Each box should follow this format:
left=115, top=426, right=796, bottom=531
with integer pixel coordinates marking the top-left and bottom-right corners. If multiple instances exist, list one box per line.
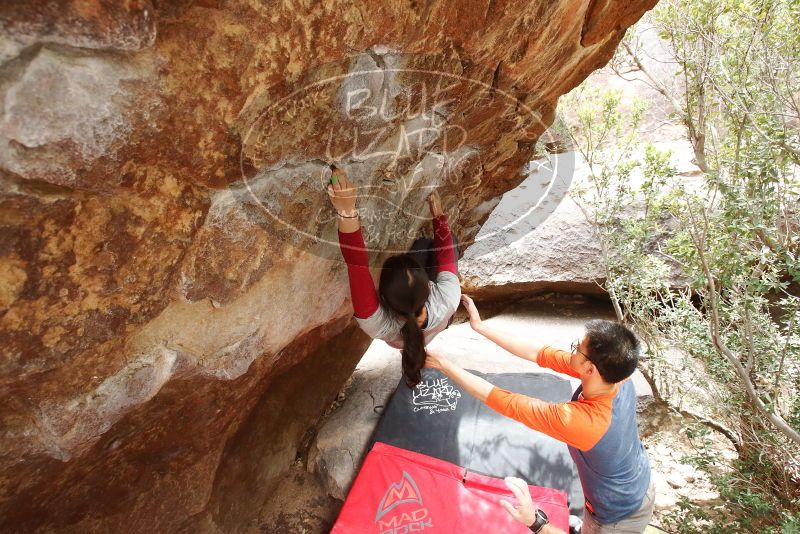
left=429, top=192, right=457, bottom=275
left=329, top=167, right=379, bottom=319
left=425, top=350, right=493, bottom=402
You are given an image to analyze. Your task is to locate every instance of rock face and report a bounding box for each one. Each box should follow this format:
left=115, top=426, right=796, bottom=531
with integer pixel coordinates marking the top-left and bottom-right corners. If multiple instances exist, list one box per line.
left=0, top=1, right=655, bottom=532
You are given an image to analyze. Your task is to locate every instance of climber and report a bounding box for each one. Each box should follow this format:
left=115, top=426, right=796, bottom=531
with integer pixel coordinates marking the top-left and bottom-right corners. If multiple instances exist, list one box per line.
left=326, top=165, right=461, bottom=388
left=426, top=297, right=654, bottom=534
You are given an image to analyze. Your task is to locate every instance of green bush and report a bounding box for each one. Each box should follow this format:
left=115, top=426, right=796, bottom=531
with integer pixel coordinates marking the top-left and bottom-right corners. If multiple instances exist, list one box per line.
left=560, top=0, right=800, bottom=530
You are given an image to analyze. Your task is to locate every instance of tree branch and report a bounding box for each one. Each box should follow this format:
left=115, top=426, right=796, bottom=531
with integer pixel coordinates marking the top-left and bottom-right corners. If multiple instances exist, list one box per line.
left=677, top=407, right=742, bottom=452
left=772, top=312, right=795, bottom=415
left=686, top=204, right=800, bottom=446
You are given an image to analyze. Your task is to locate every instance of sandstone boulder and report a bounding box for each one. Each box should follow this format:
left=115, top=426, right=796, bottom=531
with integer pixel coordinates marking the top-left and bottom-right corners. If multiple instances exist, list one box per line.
left=459, top=26, right=700, bottom=302
left=460, top=152, right=608, bottom=300
left=0, top=1, right=656, bottom=531
left=460, top=143, right=699, bottom=301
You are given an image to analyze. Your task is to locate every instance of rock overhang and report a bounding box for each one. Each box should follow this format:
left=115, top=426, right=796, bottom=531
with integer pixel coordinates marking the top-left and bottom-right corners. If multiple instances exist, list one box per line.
left=0, top=0, right=657, bottom=531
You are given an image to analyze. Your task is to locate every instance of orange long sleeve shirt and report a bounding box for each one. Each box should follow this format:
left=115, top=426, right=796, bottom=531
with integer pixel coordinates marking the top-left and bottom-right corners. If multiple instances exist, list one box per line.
left=486, top=346, right=652, bottom=524
left=485, top=346, right=617, bottom=451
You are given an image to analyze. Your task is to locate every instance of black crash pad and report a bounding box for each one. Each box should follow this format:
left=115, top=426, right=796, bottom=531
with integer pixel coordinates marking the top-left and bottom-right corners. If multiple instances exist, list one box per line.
left=370, top=368, right=584, bottom=515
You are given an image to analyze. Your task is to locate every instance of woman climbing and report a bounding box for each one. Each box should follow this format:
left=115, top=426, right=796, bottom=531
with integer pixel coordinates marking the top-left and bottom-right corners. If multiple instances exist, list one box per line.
left=327, top=165, right=461, bottom=388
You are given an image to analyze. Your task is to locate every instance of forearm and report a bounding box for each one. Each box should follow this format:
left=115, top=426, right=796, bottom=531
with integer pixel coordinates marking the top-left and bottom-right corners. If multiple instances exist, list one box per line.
left=438, top=358, right=494, bottom=402
left=540, top=524, right=566, bottom=534
left=432, top=214, right=457, bottom=274
left=337, top=224, right=379, bottom=319
left=474, top=322, right=542, bottom=363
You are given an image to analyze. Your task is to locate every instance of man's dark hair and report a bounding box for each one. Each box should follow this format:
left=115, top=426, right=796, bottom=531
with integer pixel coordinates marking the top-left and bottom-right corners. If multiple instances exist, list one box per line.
left=583, top=320, right=641, bottom=383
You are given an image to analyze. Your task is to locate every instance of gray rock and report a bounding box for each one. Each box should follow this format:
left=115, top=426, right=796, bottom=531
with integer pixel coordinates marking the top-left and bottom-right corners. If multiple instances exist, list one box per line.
left=460, top=152, right=606, bottom=300
left=309, top=343, right=402, bottom=500
left=460, top=140, right=698, bottom=301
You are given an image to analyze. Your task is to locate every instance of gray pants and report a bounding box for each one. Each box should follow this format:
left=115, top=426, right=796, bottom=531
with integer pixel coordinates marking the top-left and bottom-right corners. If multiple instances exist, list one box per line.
left=581, top=480, right=656, bottom=534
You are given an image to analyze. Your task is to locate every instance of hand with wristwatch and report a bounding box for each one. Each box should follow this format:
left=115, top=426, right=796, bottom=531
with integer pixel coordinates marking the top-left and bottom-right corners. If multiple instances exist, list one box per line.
left=501, top=477, right=553, bottom=533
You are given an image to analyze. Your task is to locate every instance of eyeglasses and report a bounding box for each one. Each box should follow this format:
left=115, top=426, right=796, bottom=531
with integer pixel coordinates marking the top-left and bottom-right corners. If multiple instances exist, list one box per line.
left=571, top=340, right=591, bottom=361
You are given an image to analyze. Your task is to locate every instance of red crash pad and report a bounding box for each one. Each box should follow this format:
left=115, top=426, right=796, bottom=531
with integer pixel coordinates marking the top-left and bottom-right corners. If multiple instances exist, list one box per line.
left=332, top=442, right=569, bottom=533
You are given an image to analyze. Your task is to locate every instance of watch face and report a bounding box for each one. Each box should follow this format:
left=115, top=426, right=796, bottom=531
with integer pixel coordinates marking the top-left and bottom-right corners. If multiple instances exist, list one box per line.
left=530, top=509, right=549, bottom=532
left=537, top=509, right=548, bottom=522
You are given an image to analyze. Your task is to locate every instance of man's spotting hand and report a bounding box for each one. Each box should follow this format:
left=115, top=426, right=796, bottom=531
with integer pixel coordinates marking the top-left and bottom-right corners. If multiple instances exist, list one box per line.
left=461, top=295, right=483, bottom=331
left=423, top=349, right=448, bottom=371
left=500, top=477, right=537, bottom=527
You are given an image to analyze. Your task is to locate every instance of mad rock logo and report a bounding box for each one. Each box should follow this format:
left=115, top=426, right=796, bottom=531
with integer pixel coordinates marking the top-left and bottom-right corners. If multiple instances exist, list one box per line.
left=375, top=471, right=432, bottom=533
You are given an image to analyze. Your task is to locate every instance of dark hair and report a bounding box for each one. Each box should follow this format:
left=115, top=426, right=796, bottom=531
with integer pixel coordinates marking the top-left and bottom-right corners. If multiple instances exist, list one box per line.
left=583, top=320, right=641, bottom=383
left=379, top=254, right=431, bottom=388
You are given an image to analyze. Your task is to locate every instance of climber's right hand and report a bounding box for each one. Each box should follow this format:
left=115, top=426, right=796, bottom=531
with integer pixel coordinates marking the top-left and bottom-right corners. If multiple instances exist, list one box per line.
left=428, top=190, right=444, bottom=217
left=327, top=166, right=358, bottom=216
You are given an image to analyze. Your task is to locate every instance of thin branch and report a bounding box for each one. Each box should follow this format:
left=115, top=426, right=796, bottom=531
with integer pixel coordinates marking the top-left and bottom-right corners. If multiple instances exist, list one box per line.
left=686, top=202, right=800, bottom=445
left=621, top=41, right=704, bottom=162
left=743, top=305, right=755, bottom=375
left=677, top=407, right=742, bottom=452
left=700, top=42, right=800, bottom=163
left=772, top=312, right=795, bottom=414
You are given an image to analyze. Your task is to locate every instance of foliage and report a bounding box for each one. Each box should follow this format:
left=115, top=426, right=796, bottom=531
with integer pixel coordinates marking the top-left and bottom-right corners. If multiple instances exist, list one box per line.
left=560, top=0, right=800, bottom=530
left=662, top=423, right=800, bottom=533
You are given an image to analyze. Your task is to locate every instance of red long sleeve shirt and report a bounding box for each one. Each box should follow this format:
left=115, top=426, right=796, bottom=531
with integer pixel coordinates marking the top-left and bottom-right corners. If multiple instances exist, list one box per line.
left=337, top=215, right=457, bottom=319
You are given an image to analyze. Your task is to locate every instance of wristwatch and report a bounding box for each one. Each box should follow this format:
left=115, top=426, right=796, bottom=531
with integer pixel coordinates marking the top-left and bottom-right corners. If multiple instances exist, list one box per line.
left=529, top=508, right=549, bottom=533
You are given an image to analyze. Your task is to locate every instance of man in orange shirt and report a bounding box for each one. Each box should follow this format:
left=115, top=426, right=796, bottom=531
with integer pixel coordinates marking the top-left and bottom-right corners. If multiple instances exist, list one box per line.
left=425, top=296, right=654, bottom=533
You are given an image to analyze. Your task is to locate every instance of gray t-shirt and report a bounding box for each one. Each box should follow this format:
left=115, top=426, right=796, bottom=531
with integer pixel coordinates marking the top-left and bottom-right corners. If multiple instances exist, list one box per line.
left=355, top=271, right=461, bottom=348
